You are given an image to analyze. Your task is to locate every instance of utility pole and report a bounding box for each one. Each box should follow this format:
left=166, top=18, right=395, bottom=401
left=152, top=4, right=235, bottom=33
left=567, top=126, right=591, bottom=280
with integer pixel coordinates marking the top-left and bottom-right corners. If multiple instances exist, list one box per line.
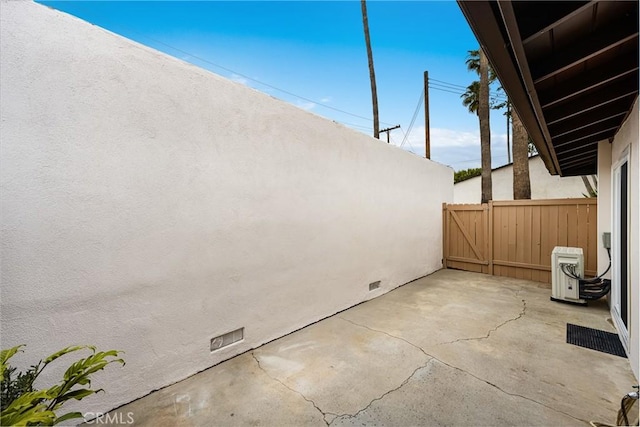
left=424, top=71, right=431, bottom=159
left=380, top=125, right=401, bottom=143
left=361, top=0, right=379, bottom=139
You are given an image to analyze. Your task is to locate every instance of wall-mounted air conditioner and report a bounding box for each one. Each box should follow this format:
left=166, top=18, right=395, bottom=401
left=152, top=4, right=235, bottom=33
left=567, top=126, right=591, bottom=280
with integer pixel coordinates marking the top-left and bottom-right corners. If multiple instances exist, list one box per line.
left=551, top=246, right=586, bottom=305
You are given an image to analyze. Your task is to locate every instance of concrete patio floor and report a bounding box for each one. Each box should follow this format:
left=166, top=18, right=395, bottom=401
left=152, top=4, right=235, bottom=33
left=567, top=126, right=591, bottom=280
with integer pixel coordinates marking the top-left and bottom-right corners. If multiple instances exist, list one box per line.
left=106, top=269, right=637, bottom=426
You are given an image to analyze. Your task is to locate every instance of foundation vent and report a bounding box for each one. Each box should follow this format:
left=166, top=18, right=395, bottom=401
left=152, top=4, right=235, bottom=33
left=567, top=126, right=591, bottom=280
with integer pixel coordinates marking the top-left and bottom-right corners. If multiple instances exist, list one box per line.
left=369, top=281, right=381, bottom=291
left=210, top=327, right=244, bottom=352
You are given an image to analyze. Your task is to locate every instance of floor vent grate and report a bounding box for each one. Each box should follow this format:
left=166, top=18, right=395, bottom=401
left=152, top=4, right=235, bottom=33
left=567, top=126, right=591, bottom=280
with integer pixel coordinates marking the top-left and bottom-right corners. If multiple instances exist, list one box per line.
left=211, top=328, right=244, bottom=352
left=566, top=323, right=626, bottom=358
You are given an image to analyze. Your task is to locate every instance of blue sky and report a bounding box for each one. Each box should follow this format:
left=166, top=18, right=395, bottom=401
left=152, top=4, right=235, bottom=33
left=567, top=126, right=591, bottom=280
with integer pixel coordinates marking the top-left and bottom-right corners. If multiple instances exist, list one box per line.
left=39, top=1, right=512, bottom=171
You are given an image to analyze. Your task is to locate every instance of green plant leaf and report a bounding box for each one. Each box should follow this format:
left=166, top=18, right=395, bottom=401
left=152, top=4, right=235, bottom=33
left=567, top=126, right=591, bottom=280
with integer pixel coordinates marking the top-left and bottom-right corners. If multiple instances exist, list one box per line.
left=43, top=345, right=92, bottom=365
left=1, top=405, right=56, bottom=426
left=0, top=390, right=54, bottom=426
left=1, top=345, right=26, bottom=366
left=0, top=345, right=25, bottom=379
left=2, top=389, right=52, bottom=409
left=54, top=388, right=100, bottom=405
left=62, top=351, right=123, bottom=384
left=49, top=350, right=124, bottom=411
left=54, top=411, right=84, bottom=424
left=2, top=345, right=124, bottom=425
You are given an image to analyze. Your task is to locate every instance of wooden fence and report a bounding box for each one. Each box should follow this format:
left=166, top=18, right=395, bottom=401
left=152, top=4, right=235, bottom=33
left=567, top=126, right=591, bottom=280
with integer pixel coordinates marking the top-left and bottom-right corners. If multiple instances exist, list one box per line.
left=442, top=199, right=598, bottom=284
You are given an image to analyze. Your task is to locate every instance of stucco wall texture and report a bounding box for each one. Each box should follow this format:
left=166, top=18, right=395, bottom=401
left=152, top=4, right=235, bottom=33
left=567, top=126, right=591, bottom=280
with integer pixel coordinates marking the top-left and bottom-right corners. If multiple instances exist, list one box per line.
left=606, top=99, right=639, bottom=380
left=453, top=155, right=587, bottom=203
left=0, top=0, right=453, bottom=415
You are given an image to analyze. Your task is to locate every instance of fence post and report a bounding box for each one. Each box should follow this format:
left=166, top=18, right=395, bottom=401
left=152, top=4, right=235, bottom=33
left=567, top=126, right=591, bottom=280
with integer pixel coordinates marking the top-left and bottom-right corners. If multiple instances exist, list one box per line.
left=442, top=202, right=448, bottom=269
left=487, top=201, right=494, bottom=275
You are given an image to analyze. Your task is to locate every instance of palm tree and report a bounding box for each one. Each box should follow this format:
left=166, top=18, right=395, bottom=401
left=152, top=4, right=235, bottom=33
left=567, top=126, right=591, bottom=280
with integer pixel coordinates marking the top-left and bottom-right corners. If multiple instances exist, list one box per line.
left=465, top=49, right=531, bottom=200
left=361, top=0, right=379, bottom=139
left=461, top=81, right=480, bottom=114
left=511, top=107, right=531, bottom=199
left=463, top=50, right=493, bottom=202
left=581, top=175, right=598, bottom=197
left=477, top=48, right=492, bottom=203
left=461, top=81, right=493, bottom=202
left=466, top=49, right=498, bottom=82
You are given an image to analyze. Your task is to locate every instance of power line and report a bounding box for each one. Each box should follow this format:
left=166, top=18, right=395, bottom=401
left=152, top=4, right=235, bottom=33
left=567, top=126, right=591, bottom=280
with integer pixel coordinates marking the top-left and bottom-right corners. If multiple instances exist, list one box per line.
left=430, top=77, right=508, bottom=98
left=429, top=85, right=466, bottom=96
left=429, top=79, right=508, bottom=100
left=338, top=120, right=375, bottom=131
left=429, top=84, right=508, bottom=100
left=397, top=128, right=417, bottom=154
left=429, top=78, right=467, bottom=90
left=71, top=5, right=509, bottom=139
left=111, top=28, right=397, bottom=127
left=401, top=90, right=424, bottom=148
left=429, top=80, right=467, bottom=91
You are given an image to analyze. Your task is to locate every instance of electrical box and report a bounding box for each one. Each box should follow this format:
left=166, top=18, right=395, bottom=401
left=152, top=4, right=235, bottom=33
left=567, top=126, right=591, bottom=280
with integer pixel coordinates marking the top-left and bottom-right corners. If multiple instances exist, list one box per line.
left=551, top=246, right=586, bottom=305
left=602, top=232, right=611, bottom=249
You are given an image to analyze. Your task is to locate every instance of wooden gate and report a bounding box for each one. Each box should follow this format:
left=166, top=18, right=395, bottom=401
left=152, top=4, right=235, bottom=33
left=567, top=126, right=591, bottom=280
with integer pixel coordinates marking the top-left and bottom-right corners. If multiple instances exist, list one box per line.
left=443, top=199, right=598, bottom=284
left=442, top=204, right=491, bottom=274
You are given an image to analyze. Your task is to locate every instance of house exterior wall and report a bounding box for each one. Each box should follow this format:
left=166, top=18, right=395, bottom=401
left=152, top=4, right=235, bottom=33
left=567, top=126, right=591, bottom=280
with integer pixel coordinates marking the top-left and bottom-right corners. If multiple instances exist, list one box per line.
left=597, top=141, right=612, bottom=280
left=606, top=99, right=639, bottom=380
left=453, top=156, right=587, bottom=203
left=0, top=0, right=453, bottom=415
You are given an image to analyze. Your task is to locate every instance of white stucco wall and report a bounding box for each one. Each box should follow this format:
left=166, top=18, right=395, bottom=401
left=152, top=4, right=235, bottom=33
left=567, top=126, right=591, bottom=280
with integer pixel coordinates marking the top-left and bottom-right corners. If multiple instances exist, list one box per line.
left=597, top=141, right=612, bottom=280
left=453, top=155, right=587, bottom=203
left=605, top=99, right=639, bottom=380
left=0, top=0, right=453, bottom=416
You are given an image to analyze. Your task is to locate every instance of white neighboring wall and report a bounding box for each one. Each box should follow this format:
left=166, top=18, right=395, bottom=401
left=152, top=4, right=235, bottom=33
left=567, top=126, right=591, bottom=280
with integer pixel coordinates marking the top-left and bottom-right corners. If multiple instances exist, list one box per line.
left=0, top=0, right=453, bottom=415
left=453, top=155, right=588, bottom=203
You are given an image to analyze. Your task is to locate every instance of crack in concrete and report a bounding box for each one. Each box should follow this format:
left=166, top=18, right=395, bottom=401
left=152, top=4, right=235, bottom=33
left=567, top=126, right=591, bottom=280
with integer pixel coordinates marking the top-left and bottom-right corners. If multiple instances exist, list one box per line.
left=438, top=298, right=527, bottom=345
left=334, top=316, right=436, bottom=423
left=329, top=359, right=436, bottom=426
left=429, top=356, right=589, bottom=425
left=337, top=313, right=588, bottom=425
left=338, top=316, right=432, bottom=358
left=251, top=352, right=331, bottom=426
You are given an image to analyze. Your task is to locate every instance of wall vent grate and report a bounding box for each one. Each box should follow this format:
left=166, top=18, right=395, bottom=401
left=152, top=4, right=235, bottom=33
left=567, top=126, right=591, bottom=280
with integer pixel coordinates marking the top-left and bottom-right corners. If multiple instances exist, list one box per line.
left=210, top=327, right=244, bottom=352
left=369, top=281, right=381, bottom=291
